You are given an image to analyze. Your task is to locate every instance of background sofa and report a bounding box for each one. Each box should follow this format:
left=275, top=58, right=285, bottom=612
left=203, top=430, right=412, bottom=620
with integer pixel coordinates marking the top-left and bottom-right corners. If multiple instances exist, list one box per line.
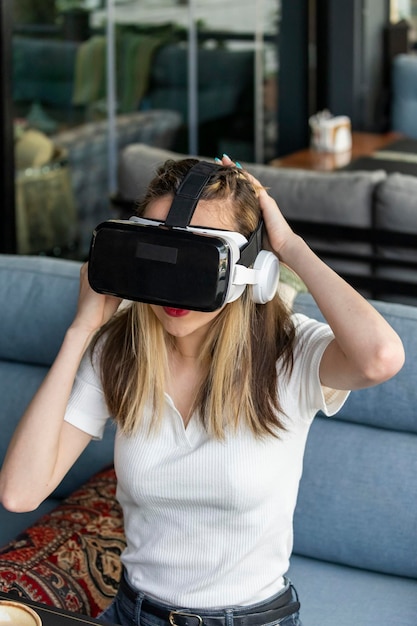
left=13, top=30, right=255, bottom=259
left=391, top=53, right=417, bottom=139
left=16, top=110, right=183, bottom=260
left=0, top=248, right=416, bottom=625
left=52, top=109, right=183, bottom=257
left=12, top=31, right=255, bottom=160
left=114, top=143, right=417, bottom=304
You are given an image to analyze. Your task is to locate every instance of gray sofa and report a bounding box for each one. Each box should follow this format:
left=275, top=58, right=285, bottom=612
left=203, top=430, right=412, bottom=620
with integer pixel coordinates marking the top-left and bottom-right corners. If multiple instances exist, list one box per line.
left=0, top=249, right=416, bottom=625
left=114, top=144, right=417, bottom=304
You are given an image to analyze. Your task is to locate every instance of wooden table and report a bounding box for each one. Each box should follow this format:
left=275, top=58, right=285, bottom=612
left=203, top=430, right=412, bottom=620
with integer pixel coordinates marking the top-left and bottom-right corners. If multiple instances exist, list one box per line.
left=270, top=132, right=402, bottom=171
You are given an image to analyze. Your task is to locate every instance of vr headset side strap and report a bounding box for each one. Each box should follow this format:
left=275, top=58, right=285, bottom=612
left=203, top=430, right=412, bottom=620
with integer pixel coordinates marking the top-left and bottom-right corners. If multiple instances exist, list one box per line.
left=238, top=220, right=264, bottom=267
left=165, top=161, right=218, bottom=228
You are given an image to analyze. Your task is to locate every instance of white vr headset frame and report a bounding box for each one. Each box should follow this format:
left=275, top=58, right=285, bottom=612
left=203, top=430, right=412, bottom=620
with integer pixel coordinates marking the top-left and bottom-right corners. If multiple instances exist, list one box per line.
left=129, top=216, right=280, bottom=305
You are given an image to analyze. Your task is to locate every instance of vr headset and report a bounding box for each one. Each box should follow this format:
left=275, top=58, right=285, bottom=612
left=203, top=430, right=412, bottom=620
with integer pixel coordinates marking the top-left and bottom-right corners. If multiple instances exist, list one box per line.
left=88, top=161, right=279, bottom=312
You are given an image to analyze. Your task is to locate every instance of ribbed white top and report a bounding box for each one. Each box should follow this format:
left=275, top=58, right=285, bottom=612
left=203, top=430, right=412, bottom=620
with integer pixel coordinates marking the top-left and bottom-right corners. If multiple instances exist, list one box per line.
left=65, top=314, right=348, bottom=608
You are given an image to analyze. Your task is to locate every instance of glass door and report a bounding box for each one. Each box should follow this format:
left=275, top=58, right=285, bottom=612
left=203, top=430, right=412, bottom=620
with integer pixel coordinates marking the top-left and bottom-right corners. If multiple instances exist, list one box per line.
left=1, top=0, right=280, bottom=258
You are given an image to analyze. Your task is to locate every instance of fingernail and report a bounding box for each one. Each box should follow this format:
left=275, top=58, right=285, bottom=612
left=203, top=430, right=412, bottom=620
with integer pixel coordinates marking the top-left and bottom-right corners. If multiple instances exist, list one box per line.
left=214, top=157, right=222, bottom=163
left=223, top=153, right=231, bottom=160
left=235, top=161, right=242, bottom=169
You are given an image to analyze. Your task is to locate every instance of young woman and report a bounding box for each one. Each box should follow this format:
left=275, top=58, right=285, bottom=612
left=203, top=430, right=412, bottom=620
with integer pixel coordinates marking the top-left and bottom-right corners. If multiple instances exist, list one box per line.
left=0, top=155, right=404, bottom=626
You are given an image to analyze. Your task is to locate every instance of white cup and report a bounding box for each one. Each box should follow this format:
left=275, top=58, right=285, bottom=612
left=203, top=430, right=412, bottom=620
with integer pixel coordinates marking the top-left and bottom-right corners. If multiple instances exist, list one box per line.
left=310, top=114, right=352, bottom=153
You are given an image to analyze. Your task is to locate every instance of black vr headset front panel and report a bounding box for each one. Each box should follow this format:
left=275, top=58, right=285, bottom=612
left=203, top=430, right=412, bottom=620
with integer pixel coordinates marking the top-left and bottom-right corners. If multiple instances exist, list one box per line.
left=88, top=220, right=232, bottom=311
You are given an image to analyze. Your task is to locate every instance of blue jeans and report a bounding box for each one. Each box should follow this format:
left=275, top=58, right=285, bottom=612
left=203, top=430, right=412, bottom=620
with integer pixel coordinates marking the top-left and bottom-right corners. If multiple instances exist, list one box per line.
left=99, top=573, right=303, bottom=626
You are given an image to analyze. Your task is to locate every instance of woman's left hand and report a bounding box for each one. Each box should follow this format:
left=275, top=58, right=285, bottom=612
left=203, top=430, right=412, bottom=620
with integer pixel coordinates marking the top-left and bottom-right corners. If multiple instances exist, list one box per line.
left=218, top=155, right=296, bottom=258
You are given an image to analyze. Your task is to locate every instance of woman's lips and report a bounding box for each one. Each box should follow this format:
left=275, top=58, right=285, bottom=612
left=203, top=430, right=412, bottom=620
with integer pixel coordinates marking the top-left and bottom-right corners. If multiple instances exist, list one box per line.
left=163, top=307, right=190, bottom=317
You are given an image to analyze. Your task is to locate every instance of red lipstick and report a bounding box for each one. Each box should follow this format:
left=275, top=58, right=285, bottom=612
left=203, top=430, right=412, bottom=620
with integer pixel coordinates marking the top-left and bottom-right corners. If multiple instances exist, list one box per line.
left=163, top=307, right=189, bottom=317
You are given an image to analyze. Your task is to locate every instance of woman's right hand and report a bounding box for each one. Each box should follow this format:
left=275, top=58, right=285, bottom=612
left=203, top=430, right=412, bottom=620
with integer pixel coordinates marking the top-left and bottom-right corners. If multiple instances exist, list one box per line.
left=72, top=263, right=122, bottom=335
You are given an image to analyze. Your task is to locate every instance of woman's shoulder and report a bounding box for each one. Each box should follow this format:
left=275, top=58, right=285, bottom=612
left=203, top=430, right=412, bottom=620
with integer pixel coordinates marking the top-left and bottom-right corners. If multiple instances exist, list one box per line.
left=289, top=312, right=334, bottom=359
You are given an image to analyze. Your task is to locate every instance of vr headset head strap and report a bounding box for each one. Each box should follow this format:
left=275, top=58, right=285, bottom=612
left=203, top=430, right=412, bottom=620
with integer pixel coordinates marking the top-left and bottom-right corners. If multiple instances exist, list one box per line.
left=165, top=159, right=264, bottom=270
left=165, top=161, right=218, bottom=228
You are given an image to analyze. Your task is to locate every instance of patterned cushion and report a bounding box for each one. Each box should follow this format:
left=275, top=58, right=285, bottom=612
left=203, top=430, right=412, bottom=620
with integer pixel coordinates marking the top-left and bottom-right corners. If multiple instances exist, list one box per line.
left=0, top=466, right=125, bottom=617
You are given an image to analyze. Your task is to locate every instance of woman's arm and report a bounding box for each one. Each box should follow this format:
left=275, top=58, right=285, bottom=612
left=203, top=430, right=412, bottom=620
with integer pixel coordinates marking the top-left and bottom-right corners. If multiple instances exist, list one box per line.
left=221, top=155, right=405, bottom=390
left=260, top=185, right=404, bottom=390
left=0, top=264, right=121, bottom=512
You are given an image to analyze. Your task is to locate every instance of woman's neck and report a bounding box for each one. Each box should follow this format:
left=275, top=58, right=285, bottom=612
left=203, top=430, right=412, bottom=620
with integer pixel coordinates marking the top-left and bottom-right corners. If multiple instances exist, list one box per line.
left=167, top=345, right=206, bottom=425
left=172, top=330, right=207, bottom=360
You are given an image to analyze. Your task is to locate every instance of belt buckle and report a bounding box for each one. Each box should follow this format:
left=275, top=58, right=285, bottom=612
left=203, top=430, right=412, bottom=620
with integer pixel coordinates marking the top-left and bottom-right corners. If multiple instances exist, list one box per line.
left=169, top=611, right=203, bottom=626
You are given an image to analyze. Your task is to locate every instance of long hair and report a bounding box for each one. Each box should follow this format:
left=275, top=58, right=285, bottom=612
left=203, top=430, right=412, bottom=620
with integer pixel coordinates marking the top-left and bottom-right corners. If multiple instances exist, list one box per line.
left=92, top=159, right=296, bottom=439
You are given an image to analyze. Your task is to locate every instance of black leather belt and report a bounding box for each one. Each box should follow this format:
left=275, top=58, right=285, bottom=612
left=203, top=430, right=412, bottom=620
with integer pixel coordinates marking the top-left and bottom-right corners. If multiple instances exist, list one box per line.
left=120, top=574, right=300, bottom=626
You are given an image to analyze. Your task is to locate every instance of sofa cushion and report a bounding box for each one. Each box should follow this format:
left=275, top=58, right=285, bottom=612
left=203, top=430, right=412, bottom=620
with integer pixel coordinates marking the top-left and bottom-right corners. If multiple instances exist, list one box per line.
left=243, top=166, right=386, bottom=227
left=0, top=466, right=125, bottom=617
left=374, top=172, right=417, bottom=292
left=288, top=555, right=417, bottom=626
left=374, top=172, right=417, bottom=233
left=293, top=417, right=417, bottom=578
left=294, top=293, right=417, bottom=434
left=0, top=255, right=81, bottom=366
left=245, top=165, right=387, bottom=280
left=293, top=293, right=417, bottom=579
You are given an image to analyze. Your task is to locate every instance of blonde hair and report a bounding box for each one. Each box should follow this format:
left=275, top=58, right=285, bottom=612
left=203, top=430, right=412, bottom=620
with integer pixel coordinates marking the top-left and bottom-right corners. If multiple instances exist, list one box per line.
left=92, top=159, right=296, bottom=439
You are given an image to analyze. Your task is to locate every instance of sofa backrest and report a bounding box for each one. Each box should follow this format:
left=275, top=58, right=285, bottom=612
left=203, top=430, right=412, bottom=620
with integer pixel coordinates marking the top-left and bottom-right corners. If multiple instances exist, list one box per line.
left=116, top=143, right=386, bottom=228
left=115, top=143, right=386, bottom=281
left=292, top=292, right=417, bottom=579
left=115, top=143, right=417, bottom=303
left=0, top=254, right=115, bottom=500
left=242, top=162, right=387, bottom=276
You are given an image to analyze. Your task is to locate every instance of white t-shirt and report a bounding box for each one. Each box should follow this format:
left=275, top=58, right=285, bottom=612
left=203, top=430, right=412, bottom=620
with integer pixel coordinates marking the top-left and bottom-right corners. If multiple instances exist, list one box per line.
left=65, top=313, right=349, bottom=608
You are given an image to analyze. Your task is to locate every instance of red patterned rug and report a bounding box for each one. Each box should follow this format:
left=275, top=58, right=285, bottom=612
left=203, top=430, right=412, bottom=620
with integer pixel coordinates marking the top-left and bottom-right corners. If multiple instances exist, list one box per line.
left=0, top=466, right=126, bottom=617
